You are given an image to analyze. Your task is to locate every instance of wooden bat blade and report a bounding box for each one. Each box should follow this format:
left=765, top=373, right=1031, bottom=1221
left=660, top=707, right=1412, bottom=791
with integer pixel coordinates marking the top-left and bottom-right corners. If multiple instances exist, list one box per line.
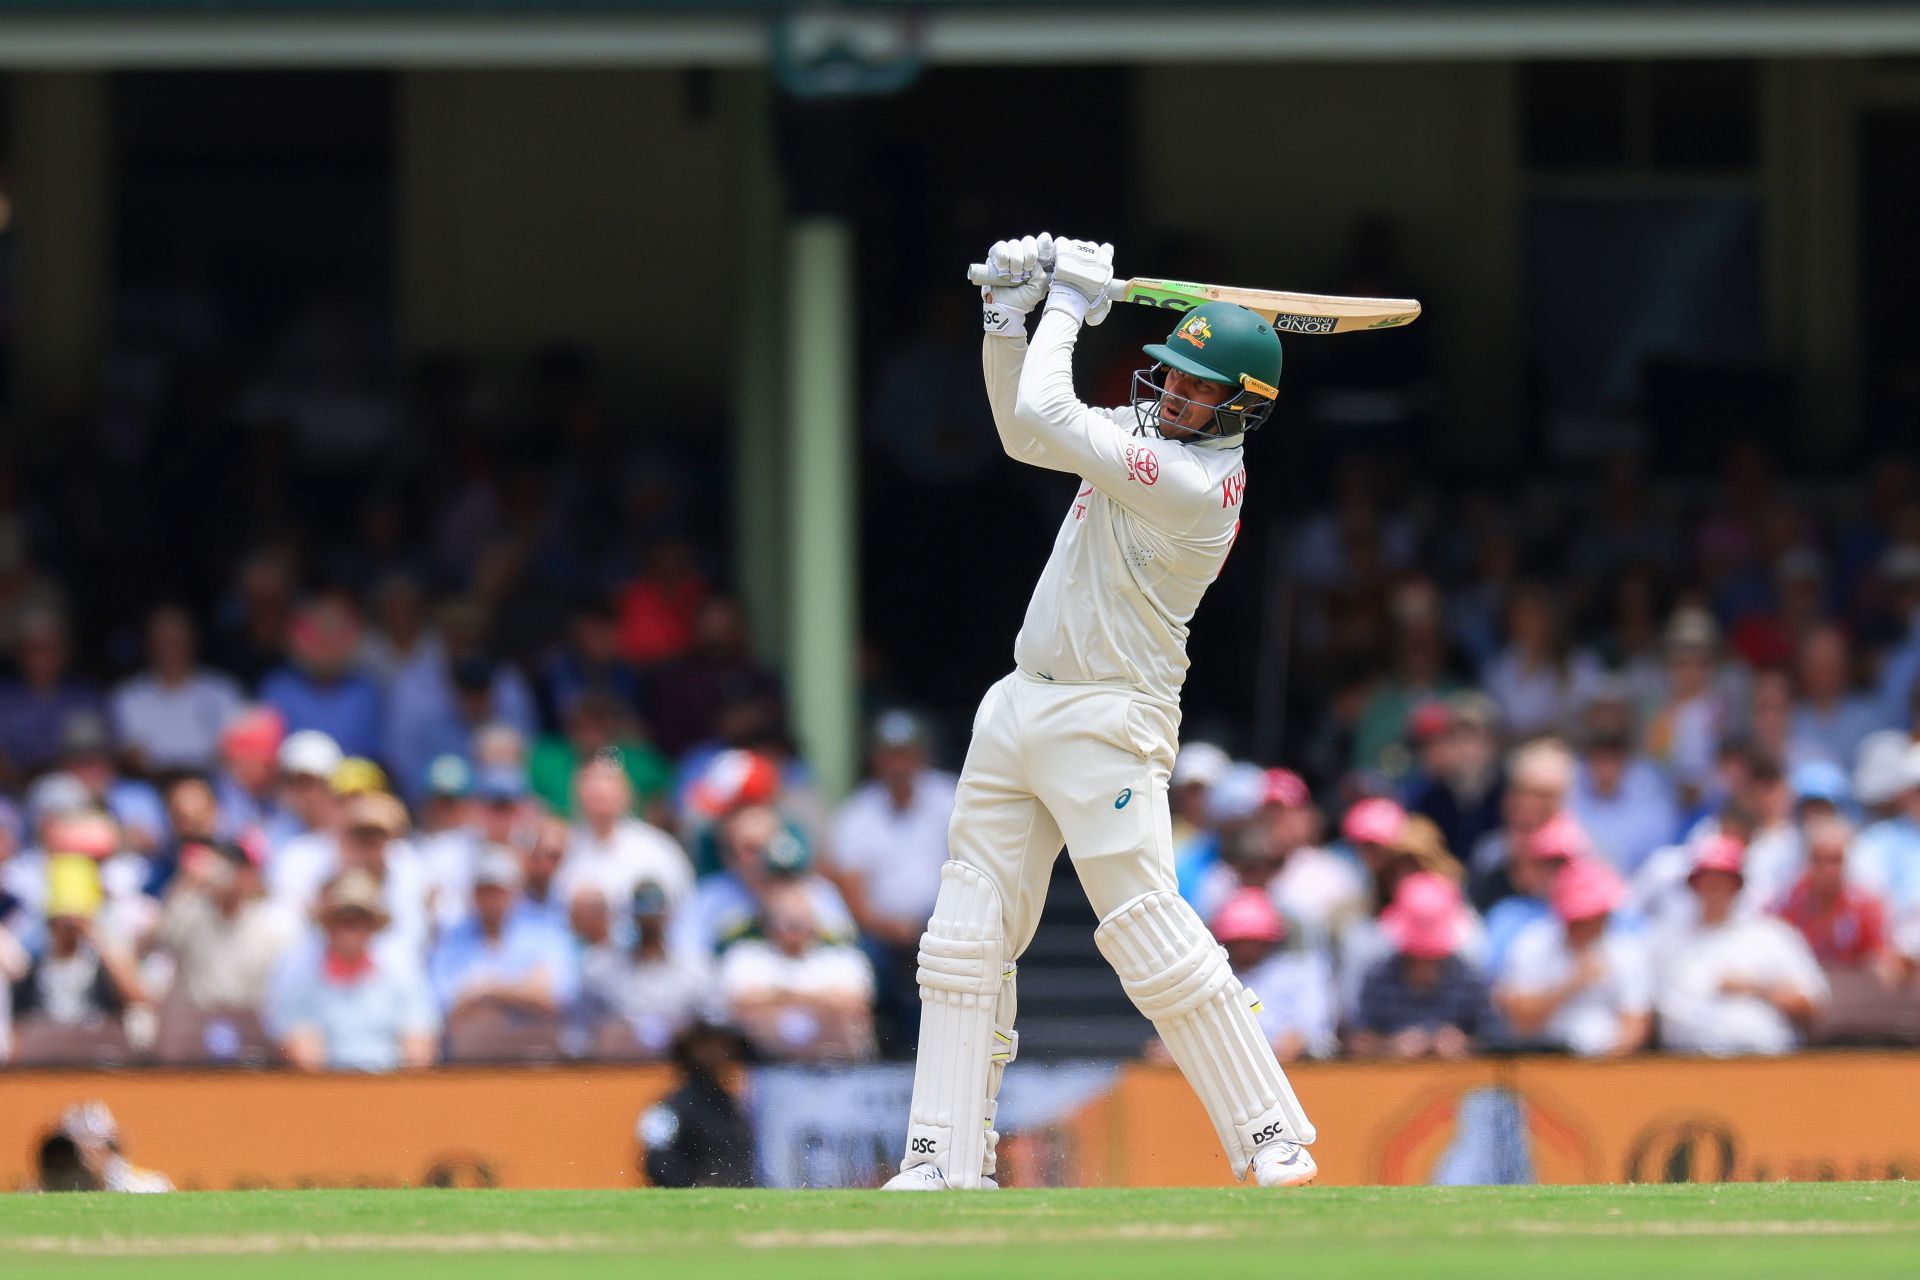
left=1118, top=277, right=1421, bottom=335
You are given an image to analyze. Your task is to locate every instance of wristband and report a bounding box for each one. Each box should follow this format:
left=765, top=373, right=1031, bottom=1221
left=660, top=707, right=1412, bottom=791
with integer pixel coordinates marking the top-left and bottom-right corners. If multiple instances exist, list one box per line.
left=1044, top=285, right=1092, bottom=324
left=982, top=301, right=1028, bottom=337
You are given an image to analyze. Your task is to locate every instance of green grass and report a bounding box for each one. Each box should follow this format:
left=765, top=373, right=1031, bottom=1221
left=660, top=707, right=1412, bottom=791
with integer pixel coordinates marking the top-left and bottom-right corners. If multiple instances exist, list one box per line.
left=3, top=1183, right=1918, bottom=1280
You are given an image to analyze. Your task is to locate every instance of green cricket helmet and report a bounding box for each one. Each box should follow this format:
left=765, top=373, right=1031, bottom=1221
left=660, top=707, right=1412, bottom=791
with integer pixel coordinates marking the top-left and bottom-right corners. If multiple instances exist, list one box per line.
left=1133, top=301, right=1283, bottom=439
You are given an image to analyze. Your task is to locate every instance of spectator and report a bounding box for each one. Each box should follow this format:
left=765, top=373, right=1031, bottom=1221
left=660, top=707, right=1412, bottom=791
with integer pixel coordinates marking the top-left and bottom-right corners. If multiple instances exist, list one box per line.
left=537, top=594, right=648, bottom=728
left=272, top=791, right=429, bottom=960
left=212, top=549, right=295, bottom=688
left=1568, top=689, right=1679, bottom=874
left=824, top=710, right=955, bottom=1046
left=58, top=711, right=167, bottom=856
left=1264, top=775, right=1367, bottom=942
left=1335, top=813, right=1470, bottom=1023
left=517, top=817, right=573, bottom=934
left=110, top=605, right=245, bottom=773
left=718, top=879, right=876, bottom=1059
left=1850, top=744, right=1920, bottom=924
left=616, top=541, right=709, bottom=667
left=1207, top=887, right=1335, bottom=1061
left=1349, top=872, right=1487, bottom=1059
left=211, top=706, right=287, bottom=843
left=146, top=774, right=222, bottom=900
left=1467, top=738, right=1576, bottom=912
left=389, top=651, right=535, bottom=805
left=383, top=601, right=539, bottom=790
left=359, top=572, right=442, bottom=691
left=649, top=597, right=782, bottom=758
left=1874, top=543, right=1920, bottom=726
left=265, top=869, right=438, bottom=1072
left=1173, top=761, right=1267, bottom=905
left=429, top=845, right=577, bottom=1028
left=672, top=804, right=853, bottom=964
left=1655, top=836, right=1828, bottom=1056
left=559, top=756, right=694, bottom=911
left=416, top=755, right=479, bottom=931
left=1495, top=857, right=1652, bottom=1056
left=1642, top=607, right=1734, bottom=805
left=1480, top=583, right=1605, bottom=740
left=1351, top=580, right=1457, bottom=776
left=1484, top=811, right=1583, bottom=978
left=156, top=837, right=298, bottom=1011
left=269, top=728, right=344, bottom=855
left=529, top=689, right=672, bottom=821
left=1405, top=692, right=1504, bottom=866
left=1790, top=623, right=1885, bottom=769
left=0, top=607, right=105, bottom=786
left=637, top=1021, right=757, bottom=1188
left=576, top=881, right=711, bottom=1058
left=1773, top=815, right=1890, bottom=971
left=11, top=856, right=143, bottom=1032
left=259, top=595, right=383, bottom=760
left=1169, top=741, right=1232, bottom=850
left=1730, top=750, right=1804, bottom=911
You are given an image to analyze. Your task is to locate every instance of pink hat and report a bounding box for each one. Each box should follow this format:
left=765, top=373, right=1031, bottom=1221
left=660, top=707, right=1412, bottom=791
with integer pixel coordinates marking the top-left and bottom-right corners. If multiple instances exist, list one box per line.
left=1343, top=797, right=1408, bottom=847
left=1380, top=871, right=1470, bottom=959
left=1259, top=768, right=1311, bottom=810
left=220, top=706, right=286, bottom=762
left=1687, top=834, right=1746, bottom=886
left=1210, top=887, right=1286, bottom=945
left=1526, top=812, right=1589, bottom=862
left=1550, top=856, right=1625, bottom=922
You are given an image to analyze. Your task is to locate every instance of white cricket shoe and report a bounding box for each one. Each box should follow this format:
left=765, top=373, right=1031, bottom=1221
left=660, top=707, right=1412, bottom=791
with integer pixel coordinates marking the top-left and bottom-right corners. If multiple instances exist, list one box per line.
left=881, top=1165, right=998, bottom=1191
left=1251, top=1142, right=1317, bottom=1188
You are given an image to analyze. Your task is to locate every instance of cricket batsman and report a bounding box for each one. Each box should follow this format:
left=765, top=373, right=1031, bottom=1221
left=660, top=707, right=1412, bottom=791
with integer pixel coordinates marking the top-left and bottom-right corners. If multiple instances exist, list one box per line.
left=885, top=234, right=1316, bottom=1190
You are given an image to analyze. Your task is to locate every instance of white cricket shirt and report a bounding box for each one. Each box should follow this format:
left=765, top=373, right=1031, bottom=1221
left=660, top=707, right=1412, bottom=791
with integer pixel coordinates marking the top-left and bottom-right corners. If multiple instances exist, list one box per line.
left=984, top=307, right=1249, bottom=708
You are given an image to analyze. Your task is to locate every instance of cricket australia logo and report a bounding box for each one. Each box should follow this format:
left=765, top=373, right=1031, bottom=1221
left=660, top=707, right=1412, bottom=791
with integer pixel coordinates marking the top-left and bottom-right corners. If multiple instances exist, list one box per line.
left=1177, top=314, right=1212, bottom=348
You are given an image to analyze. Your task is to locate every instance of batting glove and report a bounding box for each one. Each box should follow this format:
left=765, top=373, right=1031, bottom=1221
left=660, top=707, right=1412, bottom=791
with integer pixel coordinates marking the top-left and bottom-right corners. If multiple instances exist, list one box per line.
left=981, top=233, right=1053, bottom=337
left=1046, top=237, right=1114, bottom=326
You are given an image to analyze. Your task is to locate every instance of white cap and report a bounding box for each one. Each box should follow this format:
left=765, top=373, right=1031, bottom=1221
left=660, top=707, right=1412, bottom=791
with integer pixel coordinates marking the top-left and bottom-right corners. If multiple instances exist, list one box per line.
left=1172, top=742, right=1232, bottom=790
left=1204, top=763, right=1269, bottom=827
left=278, top=729, right=344, bottom=779
left=1854, top=731, right=1917, bottom=807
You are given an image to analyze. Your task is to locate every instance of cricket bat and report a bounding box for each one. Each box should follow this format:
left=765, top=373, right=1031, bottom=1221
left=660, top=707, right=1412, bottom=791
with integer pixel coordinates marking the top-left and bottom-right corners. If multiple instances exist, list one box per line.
left=966, top=261, right=1420, bottom=335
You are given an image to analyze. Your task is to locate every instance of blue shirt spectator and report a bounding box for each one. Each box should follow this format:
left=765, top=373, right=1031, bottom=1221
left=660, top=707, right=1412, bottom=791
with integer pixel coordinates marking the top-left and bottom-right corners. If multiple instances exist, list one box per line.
left=0, top=609, right=105, bottom=783
left=429, top=846, right=579, bottom=1017
left=264, top=870, right=438, bottom=1072
left=385, top=652, right=537, bottom=805
left=259, top=596, right=385, bottom=760
left=1570, top=749, right=1679, bottom=875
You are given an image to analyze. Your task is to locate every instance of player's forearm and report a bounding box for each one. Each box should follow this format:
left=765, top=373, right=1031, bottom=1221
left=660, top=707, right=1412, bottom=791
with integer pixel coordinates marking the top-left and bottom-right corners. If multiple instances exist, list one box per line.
left=982, top=332, right=1031, bottom=456
left=1008, top=309, right=1088, bottom=473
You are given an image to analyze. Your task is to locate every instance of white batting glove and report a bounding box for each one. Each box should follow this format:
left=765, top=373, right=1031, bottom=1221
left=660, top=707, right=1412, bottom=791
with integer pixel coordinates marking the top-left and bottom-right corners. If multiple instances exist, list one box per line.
left=1046, top=238, right=1115, bottom=326
left=980, top=233, right=1053, bottom=337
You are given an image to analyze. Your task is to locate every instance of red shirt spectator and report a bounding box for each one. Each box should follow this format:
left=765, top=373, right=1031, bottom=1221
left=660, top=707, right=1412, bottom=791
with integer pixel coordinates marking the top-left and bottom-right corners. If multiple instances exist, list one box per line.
left=616, top=543, right=708, bottom=665
left=1772, top=816, right=1887, bottom=968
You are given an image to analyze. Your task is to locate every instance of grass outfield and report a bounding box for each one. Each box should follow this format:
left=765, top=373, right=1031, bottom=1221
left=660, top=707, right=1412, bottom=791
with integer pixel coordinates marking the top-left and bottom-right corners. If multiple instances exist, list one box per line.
left=3, top=1184, right=1918, bottom=1280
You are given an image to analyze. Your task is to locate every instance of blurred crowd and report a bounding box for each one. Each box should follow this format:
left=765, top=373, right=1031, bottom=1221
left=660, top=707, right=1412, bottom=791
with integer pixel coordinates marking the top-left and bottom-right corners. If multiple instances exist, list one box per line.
left=0, top=581, right=969, bottom=1068
left=0, top=282, right=1917, bottom=1071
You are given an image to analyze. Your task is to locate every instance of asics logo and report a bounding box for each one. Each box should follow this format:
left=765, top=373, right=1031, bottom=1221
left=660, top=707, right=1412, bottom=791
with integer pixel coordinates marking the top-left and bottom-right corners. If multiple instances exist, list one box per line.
left=1251, top=1122, right=1289, bottom=1146
left=1114, top=788, right=1132, bottom=810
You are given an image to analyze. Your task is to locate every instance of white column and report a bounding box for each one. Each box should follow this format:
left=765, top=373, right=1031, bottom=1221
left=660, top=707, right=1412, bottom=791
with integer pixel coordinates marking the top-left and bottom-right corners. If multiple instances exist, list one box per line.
left=783, top=216, right=857, bottom=800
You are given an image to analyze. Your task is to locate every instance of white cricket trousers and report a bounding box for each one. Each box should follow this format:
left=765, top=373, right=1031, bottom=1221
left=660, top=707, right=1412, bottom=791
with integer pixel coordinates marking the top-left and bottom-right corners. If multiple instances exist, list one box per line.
left=949, top=669, right=1181, bottom=952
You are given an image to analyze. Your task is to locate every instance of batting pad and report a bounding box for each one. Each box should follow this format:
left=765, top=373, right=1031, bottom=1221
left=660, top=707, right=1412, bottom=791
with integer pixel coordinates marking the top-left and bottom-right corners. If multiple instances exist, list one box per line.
left=903, top=860, right=1012, bottom=1188
left=1095, top=890, right=1316, bottom=1177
